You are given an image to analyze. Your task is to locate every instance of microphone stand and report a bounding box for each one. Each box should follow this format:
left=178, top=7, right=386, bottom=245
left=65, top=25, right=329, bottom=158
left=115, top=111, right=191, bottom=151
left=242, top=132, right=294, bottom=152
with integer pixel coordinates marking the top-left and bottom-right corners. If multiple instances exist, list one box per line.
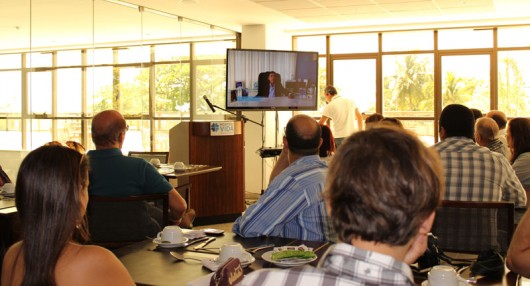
left=210, top=104, right=264, bottom=127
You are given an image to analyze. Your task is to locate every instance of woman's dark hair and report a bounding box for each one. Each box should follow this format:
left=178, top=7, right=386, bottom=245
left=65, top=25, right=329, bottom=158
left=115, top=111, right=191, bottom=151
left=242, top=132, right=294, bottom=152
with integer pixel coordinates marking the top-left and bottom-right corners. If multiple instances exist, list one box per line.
left=326, top=127, right=443, bottom=245
left=508, top=118, right=530, bottom=164
left=15, top=145, right=89, bottom=285
left=319, top=125, right=335, bottom=157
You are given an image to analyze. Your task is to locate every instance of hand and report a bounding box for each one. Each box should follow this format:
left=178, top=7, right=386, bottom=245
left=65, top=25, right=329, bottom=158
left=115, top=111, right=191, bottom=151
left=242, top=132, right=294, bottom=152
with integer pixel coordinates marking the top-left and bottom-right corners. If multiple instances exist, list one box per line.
left=403, top=232, right=429, bottom=264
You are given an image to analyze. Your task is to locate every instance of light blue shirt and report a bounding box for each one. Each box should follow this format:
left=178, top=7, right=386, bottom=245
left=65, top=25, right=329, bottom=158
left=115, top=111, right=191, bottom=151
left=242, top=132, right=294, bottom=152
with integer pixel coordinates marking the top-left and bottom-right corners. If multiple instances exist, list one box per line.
left=269, top=84, right=275, bottom=97
left=233, top=155, right=332, bottom=241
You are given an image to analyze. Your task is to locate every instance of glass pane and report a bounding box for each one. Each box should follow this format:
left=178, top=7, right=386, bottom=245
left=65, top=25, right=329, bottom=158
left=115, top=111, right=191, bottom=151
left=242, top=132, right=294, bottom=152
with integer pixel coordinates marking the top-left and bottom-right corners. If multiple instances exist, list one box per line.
left=28, top=52, right=52, bottom=68
left=0, top=71, right=22, bottom=115
left=295, top=36, right=326, bottom=54
left=155, top=63, right=190, bottom=117
left=383, top=54, right=434, bottom=117
left=0, top=119, right=21, bottom=150
left=441, top=55, right=490, bottom=111
left=498, top=26, right=530, bottom=48
left=118, top=46, right=150, bottom=64
left=333, top=59, right=376, bottom=114
left=155, top=43, right=190, bottom=62
left=195, top=64, right=226, bottom=115
left=57, top=68, right=82, bottom=115
left=87, top=67, right=114, bottom=114
left=154, top=120, right=180, bottom=151
left=383, top=30, right=433, bottom=52
left=194, top=41, right=234, bottom=60
left=498, top=51, right=530, bottom=117
left=401, top=120, right=435, bottom=146
left=56, top=119, right=82, bottom=143
left=28, top=71, right=52, bottom=114
left=299, top=57, right=327, bottom=118
left=438, top=28, right=493, bottom=50
left=0, top=54, right=21, bottom=69
left=30, top=119, right=52, bottom=149
left=122, top=119, right=149, bottom=154
left=330, top=33, right=378, bottom=54
left=87, top=48, right=113, bottom=65
left=57, top=50, right=81, bottom=66
left=118, top=67, right=149, bottom=115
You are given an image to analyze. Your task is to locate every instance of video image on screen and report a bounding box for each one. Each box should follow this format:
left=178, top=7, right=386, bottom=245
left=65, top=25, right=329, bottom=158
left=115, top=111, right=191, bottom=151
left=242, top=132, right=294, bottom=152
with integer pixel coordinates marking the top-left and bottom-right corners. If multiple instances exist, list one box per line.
left=225, top=49, right=318, bottom=111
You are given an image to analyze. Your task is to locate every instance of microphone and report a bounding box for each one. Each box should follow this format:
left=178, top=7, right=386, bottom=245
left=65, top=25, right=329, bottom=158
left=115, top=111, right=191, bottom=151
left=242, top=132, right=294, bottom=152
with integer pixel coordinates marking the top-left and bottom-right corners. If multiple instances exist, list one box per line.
left=203, top=95, right=216, bottom=113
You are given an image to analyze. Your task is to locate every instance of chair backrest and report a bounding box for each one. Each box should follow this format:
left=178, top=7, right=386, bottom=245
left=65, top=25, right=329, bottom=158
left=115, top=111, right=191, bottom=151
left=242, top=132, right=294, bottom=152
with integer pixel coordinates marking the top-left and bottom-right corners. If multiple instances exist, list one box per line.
left=87, top=193, right=169, bottom=247
left=128, top=151, right=169, bottom=164
left=432, top=200, right=514, bottom=254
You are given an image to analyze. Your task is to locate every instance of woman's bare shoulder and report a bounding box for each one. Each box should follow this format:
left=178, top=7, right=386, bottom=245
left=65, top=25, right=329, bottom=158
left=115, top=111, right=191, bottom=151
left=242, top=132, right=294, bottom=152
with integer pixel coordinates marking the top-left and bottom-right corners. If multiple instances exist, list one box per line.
left=57, top=244, right=135, bottom=286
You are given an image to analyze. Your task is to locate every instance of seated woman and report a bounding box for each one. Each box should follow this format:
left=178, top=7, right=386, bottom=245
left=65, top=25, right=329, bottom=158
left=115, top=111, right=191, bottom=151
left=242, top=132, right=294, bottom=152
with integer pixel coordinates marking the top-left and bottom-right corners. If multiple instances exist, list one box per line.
left=1, top=145, right=134, bottom=286
left=507, top=117, right=530, bottom=200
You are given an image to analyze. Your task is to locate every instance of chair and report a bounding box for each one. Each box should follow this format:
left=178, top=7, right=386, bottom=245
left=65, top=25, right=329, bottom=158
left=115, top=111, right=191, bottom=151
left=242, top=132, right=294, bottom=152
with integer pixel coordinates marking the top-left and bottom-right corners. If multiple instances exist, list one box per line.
left=128, top=151, right=169, bottom=164
left=87, top=193, right=169, bottom=249
left=431, top=200, right=514, bottom=254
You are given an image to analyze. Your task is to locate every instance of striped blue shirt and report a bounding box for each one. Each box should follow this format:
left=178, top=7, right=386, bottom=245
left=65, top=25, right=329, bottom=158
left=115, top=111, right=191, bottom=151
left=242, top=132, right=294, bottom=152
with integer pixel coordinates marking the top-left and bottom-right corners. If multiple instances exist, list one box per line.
left=233, top=155, right=331, bottom=241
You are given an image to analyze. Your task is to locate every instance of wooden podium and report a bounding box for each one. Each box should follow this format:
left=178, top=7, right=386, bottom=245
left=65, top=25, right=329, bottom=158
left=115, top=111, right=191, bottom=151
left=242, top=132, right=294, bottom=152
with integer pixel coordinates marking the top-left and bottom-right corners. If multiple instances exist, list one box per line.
left=169, top=121, right=245, bottom=225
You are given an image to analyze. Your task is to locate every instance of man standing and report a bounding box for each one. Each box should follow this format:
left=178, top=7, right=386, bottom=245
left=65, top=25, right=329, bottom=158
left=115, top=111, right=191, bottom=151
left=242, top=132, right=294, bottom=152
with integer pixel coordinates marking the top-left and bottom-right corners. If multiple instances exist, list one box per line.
left=475, top=117, right=510, bottom=159
left=434, top=104, right=525, bottom=206
left=233, top=114, right=331, bottom=241
left=243, top=127, right=442, bottom=285
left=319, top=85, right=363, bottom=147
left=87, top=110, right=188, bottom=241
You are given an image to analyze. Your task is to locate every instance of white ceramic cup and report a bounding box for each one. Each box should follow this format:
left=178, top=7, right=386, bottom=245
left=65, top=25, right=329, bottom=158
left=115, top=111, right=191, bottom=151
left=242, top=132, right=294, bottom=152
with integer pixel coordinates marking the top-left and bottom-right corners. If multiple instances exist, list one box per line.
left=173, top=162, right=185, bottom=169
left=1, top=183, right=15, bottom=194
left=156, top=226, right=184, bottom=244
left=149, top=158, right=161, bottom=167
left=428, top=265, right=458, bottom=286
left=218, top=243, right=249, bottom=263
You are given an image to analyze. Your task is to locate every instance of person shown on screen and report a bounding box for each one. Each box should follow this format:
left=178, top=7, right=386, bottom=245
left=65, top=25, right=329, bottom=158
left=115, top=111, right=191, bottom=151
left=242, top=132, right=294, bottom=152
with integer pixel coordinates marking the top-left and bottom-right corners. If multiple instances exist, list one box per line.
left=242, top=127, right=442, bottom=286
left=1, top=145, right=134, bottom=285
left=319, top=85, right=363, bottom=148
left=257, top=71, right=288, bottom=97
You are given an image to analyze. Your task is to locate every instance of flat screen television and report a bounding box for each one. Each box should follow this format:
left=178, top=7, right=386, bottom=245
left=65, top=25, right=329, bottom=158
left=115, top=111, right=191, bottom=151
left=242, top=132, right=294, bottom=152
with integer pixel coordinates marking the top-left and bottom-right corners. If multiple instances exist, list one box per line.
left=225, top=48, right=319, bottom=111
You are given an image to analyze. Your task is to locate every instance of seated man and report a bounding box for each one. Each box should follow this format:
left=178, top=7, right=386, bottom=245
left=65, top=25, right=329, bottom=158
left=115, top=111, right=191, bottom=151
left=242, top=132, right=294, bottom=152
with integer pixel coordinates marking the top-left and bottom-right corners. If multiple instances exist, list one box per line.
left=475, top=117, right=509, bottom=159
left=233, top=114, right=331, bottom=241
left=87, top=110, right=188, bottom=242
left=242, top=127, right=442, bottom=285
left=256, top=71, right=288, bottom=97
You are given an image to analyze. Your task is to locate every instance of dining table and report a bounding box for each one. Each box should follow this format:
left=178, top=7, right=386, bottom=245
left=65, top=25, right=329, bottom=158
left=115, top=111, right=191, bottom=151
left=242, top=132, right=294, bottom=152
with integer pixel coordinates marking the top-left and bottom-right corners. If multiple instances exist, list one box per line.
left=113, top=231, right=522, bottom=286
left=113, top=231, right=331, bottom=286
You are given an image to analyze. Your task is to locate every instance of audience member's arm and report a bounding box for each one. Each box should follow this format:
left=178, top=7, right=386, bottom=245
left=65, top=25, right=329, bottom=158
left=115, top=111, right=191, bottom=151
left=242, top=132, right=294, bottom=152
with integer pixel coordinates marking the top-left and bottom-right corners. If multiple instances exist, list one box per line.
left=318, top=116, right=330, bottom=126
left=355, top=108, right=363, bottom=131
left=507, top=210, right=530, bottom=277
left=168, top=189, right=187, bottom=224
left=269, top=146, right=289, bottom=183
left=500, top=157, right=527, bottom=208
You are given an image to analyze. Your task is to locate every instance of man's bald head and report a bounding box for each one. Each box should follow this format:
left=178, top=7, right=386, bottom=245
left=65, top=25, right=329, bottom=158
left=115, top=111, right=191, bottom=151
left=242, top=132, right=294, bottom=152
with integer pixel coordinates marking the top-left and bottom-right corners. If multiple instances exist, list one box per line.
left=285, top=114, right=321, bottom=156
left=475, top=117, right=499, bottom=145
left=91, top=110, right=127, bottom=149
left=486, top=110, right=508, bottom=130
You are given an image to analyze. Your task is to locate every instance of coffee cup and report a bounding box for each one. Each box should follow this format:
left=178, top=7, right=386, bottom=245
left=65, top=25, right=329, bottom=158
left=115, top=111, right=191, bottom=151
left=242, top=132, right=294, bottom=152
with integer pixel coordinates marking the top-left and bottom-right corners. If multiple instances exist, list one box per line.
left=156, top=226, right=184, bottom=244
left=174, top=162, right=185, bottom=169
left=149, top=158, right=161, bottom=167
left=218, top=243, right=250, bottom=263
left=1, top=183, right=15, bottom=194
left=428, top=265, right=458, bottom=286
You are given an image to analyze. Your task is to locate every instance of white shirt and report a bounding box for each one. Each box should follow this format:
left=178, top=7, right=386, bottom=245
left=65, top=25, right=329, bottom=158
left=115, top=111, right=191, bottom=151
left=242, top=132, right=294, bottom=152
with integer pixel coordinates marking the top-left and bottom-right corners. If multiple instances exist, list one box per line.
left=322, top=95, right=358, bottom=138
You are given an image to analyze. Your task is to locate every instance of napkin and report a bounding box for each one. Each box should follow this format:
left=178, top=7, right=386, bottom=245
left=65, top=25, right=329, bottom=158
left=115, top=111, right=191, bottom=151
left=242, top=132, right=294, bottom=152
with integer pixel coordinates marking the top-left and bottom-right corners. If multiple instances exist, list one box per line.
left=202, top=258, right=220, bottom=271
left=183, top=230, right=206, bottom=240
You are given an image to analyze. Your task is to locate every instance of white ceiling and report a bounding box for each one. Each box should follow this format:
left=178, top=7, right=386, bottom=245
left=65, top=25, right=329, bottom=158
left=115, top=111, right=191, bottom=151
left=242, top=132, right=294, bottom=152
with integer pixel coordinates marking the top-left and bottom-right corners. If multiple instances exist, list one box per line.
left=2, top=0, right=530, bottom=51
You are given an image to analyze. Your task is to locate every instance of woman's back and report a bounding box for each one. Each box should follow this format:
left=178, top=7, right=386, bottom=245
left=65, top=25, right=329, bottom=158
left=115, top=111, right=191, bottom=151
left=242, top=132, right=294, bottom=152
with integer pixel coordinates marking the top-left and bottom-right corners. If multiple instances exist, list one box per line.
left=2, top=242, right=134, bottom=286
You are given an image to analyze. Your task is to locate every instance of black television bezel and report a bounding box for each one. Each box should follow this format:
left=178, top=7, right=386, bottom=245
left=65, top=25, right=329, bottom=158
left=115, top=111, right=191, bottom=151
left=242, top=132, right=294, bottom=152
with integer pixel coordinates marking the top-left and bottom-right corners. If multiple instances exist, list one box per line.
left=225, top=48, right=319, bottom=111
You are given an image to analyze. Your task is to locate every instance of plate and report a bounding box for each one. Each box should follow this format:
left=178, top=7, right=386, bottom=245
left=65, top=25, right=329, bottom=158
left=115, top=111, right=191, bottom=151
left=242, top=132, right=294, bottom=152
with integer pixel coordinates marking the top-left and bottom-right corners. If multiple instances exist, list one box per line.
left=202, top=228, right=225, bottom=235
left=213, top=252, right=255, bottom=268
left=261, top=250, right=317, bottom=267
left=421, top=279, right=469, bottom=286
left=153, top=237, right=189, bottom=248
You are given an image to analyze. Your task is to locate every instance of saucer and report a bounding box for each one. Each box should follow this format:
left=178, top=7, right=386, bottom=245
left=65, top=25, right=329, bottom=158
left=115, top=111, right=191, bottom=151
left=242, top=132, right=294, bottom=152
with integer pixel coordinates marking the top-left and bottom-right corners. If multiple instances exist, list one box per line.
left=213, top=252, right=255, bottom=268
left=153, top=237, right=189, bottom=248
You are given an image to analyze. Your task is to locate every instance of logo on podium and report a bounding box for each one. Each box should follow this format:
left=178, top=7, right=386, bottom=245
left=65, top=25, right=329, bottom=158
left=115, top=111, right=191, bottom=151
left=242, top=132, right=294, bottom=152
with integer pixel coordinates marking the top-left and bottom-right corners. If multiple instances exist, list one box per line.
left=210, top=121, right=235, bottom=136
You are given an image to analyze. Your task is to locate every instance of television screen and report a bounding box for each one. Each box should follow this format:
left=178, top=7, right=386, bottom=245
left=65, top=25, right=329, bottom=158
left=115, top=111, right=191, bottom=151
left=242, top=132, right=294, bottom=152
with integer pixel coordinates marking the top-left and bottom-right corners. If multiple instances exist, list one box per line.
left=225, top=49, right=318, bottom=111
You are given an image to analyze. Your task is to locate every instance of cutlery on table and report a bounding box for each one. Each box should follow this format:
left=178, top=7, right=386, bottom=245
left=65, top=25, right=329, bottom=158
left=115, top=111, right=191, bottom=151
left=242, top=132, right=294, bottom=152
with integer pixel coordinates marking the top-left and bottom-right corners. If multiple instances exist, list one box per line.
left=194, top=237, right=216, bottom=250
left=169, top=251, right=203, bottom=262
left=245, top=244, right=274, bottom=254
